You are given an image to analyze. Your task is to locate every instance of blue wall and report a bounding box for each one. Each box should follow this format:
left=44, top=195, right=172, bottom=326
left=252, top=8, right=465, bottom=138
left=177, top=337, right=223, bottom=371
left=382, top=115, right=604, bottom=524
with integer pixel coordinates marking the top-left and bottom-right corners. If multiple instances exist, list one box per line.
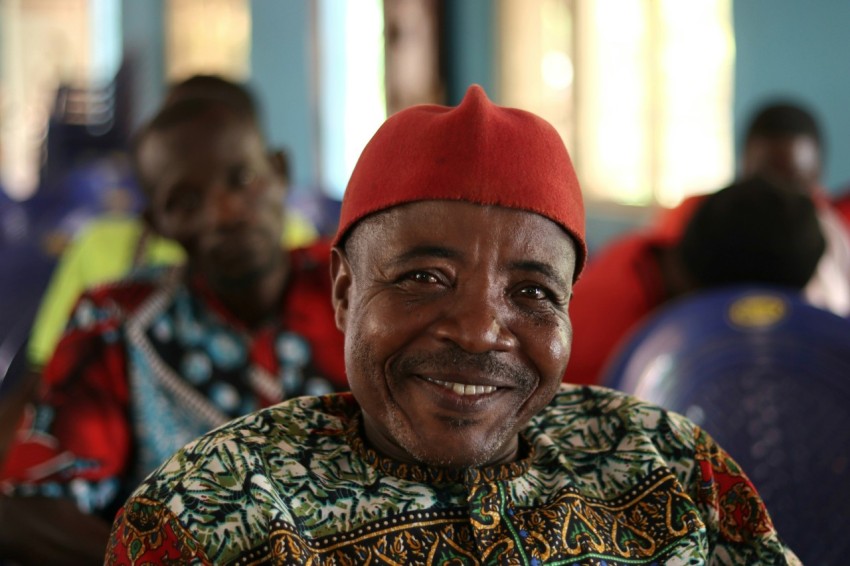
left=249, top=0, right=317, bottom=190
left=734, top=1, right=850, bottom=193
left=443, top=0, right=496, bottom=104
left=121, top=0, right=164, bottom=129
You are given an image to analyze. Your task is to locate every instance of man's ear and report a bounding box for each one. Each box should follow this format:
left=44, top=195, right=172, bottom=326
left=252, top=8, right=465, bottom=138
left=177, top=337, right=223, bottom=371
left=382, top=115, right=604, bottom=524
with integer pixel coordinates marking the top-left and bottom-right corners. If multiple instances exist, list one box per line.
left=269, top=148, right=290, bottom=185
left=330, top=246, right=352, bottom=333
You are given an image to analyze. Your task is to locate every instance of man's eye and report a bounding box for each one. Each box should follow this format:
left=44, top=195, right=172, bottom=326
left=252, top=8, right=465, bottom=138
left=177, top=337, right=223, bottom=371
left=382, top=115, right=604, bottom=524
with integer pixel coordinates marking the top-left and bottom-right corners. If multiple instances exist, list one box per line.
left=407, top=271, right=439, bottom=284
left=231, top=167, right=257, bottom=187
left=518, top=286, right=550, bottom=300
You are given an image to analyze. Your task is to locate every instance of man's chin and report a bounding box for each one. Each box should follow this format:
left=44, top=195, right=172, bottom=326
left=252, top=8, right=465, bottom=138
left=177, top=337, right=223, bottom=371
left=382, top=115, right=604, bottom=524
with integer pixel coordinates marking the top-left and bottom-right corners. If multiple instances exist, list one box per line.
left=398, top=429, right=518, bottom=470
left=214, top=270, right=263, bottom=289
left=208, top=261, right=271, bottom=289
left=206, top=251, right=283, bottom=288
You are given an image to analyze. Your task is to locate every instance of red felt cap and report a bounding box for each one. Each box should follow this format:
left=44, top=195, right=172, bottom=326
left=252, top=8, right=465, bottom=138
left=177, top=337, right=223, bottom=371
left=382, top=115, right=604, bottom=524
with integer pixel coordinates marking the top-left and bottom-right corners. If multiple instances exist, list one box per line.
left=333, top=85, right=586, bottom=278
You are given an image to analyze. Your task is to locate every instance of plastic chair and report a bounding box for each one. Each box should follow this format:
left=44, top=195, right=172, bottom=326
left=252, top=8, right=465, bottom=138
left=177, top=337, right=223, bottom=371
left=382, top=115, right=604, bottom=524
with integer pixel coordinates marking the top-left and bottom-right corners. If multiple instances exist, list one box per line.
left=0, top=241, right=56, bottom=392
left=601, top=285, right=850, bottom=563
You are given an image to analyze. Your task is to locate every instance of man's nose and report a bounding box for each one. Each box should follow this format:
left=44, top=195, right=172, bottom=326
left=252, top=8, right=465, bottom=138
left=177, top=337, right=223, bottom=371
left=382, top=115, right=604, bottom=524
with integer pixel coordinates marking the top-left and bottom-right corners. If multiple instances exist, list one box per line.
left=211, top=185, right=250, bottom=226
left=431, top=284, right=517, bottom=353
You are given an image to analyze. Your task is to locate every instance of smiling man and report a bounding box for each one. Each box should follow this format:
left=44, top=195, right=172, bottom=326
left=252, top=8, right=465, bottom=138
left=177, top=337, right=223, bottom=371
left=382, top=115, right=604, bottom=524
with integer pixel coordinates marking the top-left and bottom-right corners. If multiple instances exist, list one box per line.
left=106, top=86, right=799, bottom=565
left=337, top=200, right=576, bottom=470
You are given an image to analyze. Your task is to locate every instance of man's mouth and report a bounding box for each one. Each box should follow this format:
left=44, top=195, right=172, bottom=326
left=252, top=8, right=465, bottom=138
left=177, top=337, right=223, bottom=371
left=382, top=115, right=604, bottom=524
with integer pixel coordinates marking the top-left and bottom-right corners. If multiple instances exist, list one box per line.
left=422, top=376, right=498, bottom=396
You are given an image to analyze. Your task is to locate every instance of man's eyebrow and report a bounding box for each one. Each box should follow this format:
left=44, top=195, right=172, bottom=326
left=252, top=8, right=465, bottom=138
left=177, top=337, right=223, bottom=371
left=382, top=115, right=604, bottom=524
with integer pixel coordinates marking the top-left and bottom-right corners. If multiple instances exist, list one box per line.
left=509, top=260, right=570, bottom=290
left=388, top=245, right=462, bottom=266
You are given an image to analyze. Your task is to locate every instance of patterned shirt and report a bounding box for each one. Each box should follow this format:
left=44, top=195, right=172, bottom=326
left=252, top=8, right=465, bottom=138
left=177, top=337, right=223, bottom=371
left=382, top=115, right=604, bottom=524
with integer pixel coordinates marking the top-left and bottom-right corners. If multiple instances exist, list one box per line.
left=107, top=386, right=800, bottom=565
left=1, top=242, right=345, bottom=519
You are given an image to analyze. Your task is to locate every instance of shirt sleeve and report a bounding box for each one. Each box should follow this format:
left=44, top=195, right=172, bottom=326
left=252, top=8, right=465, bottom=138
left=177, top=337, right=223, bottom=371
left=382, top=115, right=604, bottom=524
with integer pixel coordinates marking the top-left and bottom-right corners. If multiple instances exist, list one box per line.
left=106, top=498, right=212, bottom=565
left=688, top=427, right=802, bottom=565
left=1, top=290, right=133, bottom=519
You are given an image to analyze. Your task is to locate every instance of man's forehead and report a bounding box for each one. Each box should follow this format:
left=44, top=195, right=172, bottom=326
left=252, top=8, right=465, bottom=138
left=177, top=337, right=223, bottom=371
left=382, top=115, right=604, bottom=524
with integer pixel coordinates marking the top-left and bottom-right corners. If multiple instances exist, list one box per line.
left=155, top=115, right=258, bottom=146
left=747, top=134, right=820, bottom=157
left=360, top=199, right=563, bottom=229
left=141, top=119, right=262, bottom=166
left=350, top=200, right=577, bottom=263
left=744, top=135, right=821, bottom=182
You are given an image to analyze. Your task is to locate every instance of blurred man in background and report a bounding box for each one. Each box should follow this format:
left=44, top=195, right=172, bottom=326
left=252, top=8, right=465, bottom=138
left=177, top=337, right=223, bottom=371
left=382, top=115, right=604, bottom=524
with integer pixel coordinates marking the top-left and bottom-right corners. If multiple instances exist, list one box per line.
left=0, top=83, right=345, bottom=563
left=567, top=101, right=850, bottom=385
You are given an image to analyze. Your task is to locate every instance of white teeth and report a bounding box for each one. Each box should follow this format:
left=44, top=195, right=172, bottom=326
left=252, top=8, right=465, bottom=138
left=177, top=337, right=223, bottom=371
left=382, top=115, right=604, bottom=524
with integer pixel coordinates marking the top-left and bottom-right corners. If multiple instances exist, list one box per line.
left=428, top=378, right=497, bottom=396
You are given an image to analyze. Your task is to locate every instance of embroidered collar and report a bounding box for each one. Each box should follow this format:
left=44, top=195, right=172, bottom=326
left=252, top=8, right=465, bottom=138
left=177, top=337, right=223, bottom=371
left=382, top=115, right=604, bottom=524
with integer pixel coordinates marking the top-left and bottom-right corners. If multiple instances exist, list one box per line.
left=331, top=395, right=535, bottom=486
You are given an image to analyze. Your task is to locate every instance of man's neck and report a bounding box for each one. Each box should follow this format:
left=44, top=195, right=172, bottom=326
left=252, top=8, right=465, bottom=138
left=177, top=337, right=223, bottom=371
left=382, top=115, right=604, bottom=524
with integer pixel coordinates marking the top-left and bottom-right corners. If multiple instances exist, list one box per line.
left=653, top=245, right=697, bottom=300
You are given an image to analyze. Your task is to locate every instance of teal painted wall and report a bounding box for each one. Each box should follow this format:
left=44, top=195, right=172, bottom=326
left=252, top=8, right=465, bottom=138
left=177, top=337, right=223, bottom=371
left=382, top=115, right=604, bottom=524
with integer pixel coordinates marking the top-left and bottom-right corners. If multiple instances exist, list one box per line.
left=443, top=0, right=496, bottom=104
left=734, top=0, right=850, bottom=193
left=121, top=0, right=165, bottom=129
left=249, top=0, right=317, bottom=189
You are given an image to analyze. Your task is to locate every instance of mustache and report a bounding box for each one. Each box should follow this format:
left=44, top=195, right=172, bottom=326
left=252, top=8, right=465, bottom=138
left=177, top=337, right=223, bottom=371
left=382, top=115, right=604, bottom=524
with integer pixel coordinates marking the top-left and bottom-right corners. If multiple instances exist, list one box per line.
left=390, top=344, right=536, bottom=389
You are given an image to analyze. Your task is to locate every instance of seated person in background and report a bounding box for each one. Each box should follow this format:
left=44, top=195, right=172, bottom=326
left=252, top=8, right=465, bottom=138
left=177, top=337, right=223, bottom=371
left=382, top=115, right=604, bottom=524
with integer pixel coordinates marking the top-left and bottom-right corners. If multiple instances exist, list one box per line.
left=567, top=177, right=825, bottom=386
left=2, top=74, right=318, bottom=472
left=107, top=86, right=798, bottom=565
left=834, top=189, right=850, bottom=224
left=26, top=75, right=318, bottom=375
left=654, top=100, right=850, bottom=316
left=0, top=93, right=345, bottom=563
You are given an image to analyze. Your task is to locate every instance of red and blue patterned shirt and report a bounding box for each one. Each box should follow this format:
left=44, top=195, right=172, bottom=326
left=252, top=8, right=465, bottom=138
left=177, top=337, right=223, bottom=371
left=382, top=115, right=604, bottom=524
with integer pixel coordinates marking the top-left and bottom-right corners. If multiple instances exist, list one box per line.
left=1, top=242, right=345, bottom=519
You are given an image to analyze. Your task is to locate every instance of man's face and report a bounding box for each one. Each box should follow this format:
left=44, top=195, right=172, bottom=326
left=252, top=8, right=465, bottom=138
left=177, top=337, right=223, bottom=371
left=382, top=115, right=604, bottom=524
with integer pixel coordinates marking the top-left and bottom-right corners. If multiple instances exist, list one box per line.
left=332, top=201, right=577, bottom=468
left=743, top=135, right=821, bottom=191
left=138, top=114, right=286, bottom=286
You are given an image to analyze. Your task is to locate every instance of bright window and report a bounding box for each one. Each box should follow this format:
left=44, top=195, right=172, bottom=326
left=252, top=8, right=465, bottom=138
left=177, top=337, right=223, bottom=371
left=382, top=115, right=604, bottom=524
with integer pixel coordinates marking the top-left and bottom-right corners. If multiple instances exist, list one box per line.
left=0, top=0, right=118, bottom=199
left=498, top=0, right=576, bottom=155
left=499, top=0, right=735, bottom=208
left=165, top=0, right=251, bottom=82
left=316, top=0, right=387, bottom=200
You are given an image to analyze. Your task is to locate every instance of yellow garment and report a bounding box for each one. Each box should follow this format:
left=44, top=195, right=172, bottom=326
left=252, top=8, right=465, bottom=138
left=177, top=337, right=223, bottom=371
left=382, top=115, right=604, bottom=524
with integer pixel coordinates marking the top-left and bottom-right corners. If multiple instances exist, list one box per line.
left=27, top=211, right=318, bottom=367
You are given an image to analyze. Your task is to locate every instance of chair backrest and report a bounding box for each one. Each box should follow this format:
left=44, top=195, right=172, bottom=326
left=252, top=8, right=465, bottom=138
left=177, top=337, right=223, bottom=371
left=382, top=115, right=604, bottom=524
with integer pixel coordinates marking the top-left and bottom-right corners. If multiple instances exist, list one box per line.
left=0, top=241, right=56, bottom=393
left=601, top=285, right=850, bottom=563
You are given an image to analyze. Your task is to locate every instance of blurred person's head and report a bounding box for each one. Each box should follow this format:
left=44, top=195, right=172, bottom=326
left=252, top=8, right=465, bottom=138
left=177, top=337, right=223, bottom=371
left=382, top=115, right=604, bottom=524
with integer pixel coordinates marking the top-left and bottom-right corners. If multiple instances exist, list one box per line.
left=164, top=75, right=258, bottom=119
left=162, top=74, right=289, bottom=183
left=679, top=176, right=825, bottom=290
left=133, top=97, right=288, bottom=290
left=742, top=101, right=823, bottom=191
